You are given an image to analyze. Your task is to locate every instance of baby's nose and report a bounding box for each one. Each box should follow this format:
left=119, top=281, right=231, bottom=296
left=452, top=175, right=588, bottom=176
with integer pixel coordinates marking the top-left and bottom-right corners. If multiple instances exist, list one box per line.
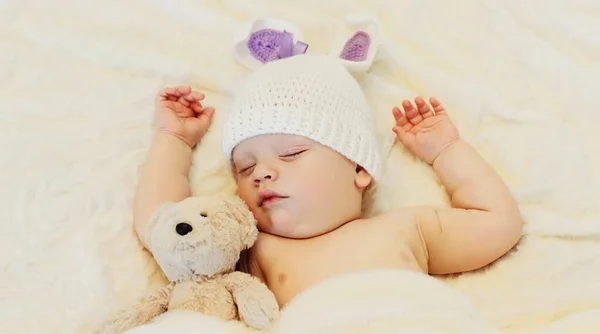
left=253, top=165, right=278, bottom=184
left=175, top=222, right=193, bottom=236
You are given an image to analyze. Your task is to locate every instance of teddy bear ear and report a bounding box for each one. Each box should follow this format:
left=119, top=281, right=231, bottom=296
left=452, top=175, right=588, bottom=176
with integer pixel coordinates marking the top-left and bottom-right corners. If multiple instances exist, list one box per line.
left=223, top=196, right=258, bottom=249
left=143, top=201, right=176, bottom=250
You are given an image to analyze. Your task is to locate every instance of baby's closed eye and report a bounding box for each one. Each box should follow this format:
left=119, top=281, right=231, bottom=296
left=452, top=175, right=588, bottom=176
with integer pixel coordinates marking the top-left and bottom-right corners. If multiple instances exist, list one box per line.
left=279, top=149, right=307, bottom=160
left=237, top=163, right=255, bottom=175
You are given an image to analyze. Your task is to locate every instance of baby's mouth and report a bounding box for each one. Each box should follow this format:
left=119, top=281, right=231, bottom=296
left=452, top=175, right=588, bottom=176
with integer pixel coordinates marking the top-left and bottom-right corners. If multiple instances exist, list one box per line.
left=259, top=195, right=287, bottom=208
left=258, top=189, right=288, bottom=207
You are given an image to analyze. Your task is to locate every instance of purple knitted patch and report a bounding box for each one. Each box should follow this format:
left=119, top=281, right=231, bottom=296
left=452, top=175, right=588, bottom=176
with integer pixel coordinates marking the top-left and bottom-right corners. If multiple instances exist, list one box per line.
left=340, top=31, right=370, bottom=62
left=247, top=29, right=309, bottom=63
left=247, top=29, right=283, bottom=63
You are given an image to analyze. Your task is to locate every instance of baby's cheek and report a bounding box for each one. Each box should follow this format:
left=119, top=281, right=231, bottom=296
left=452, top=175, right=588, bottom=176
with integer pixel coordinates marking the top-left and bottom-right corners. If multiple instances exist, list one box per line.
left=256, top=219, right=269, bottom=232
left=270, top=209, right=290, bottom=226
left=236, top=185, right=254, bottom=206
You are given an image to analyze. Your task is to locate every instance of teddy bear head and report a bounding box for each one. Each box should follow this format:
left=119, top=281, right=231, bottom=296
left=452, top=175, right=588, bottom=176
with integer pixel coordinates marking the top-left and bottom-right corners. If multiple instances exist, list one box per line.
left=144, top=195, right=258, bottom=282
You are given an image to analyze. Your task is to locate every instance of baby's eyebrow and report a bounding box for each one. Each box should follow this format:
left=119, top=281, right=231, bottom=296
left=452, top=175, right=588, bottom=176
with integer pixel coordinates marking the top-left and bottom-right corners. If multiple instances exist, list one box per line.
left=231, top=155, right=251, bottom=168
left=278, top=143, right=308, bottom=153
left=232, top=148, right=253, bottom=160
left=281, top=138, right=312, bottom=149
left=232, top=155, right=251, bottom=163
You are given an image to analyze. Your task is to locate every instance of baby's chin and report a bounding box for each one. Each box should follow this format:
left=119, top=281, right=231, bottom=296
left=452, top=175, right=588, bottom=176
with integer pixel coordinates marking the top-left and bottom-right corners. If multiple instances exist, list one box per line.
left=258, top=211, right=341, bottom=239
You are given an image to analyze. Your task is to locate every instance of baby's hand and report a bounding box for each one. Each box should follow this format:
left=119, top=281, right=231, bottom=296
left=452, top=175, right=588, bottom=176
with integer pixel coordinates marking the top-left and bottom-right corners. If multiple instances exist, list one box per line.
left=155, top=86, right=215, bottom=148
left=392, top=97, right=459, bottom=164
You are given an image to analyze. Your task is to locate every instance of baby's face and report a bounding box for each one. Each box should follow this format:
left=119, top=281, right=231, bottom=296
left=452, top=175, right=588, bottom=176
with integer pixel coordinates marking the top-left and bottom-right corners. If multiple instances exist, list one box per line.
left=232, top=134, right=372, bottom=239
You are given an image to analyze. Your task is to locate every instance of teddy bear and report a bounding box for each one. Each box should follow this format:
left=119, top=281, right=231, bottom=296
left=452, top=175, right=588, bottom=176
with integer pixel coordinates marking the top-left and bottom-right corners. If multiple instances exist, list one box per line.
left=100, top=195, right=280, bottom=333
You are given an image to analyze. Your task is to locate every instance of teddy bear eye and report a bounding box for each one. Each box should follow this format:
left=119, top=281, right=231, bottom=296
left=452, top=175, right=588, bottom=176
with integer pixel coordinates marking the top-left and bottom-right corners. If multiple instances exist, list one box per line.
left=200, top=212, right=207, bottom=217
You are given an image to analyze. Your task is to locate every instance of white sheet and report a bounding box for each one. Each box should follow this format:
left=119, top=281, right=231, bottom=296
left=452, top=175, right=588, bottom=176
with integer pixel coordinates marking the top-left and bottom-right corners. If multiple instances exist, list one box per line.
left=2, top=0, right=600, bottom=333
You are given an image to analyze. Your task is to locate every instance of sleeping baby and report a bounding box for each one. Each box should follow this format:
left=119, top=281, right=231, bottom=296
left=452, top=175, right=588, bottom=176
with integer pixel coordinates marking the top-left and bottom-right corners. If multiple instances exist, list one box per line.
left=133, top=54, right=523, bottom=307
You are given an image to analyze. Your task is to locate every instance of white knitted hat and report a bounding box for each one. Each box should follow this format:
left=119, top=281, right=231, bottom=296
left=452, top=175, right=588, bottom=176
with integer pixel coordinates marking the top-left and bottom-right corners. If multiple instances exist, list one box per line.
left=222, top=54, right=382, bottom=180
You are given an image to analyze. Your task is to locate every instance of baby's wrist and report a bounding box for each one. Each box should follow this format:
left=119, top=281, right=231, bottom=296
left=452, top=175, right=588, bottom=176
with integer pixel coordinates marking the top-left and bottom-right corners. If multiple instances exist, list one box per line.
left=431, top=139, right=462, bottom=166
left=157, top=128, right=196, bottom=149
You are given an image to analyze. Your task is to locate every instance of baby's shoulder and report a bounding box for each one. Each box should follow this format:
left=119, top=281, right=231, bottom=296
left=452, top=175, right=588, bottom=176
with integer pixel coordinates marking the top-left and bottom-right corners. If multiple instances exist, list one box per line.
left=366, top=207, right=429, bottom=266
left=237, top=241, right=266, bottom=283
left=241, top=232, right=283, bottom=282
left=366, top=206, right=425, bottom=233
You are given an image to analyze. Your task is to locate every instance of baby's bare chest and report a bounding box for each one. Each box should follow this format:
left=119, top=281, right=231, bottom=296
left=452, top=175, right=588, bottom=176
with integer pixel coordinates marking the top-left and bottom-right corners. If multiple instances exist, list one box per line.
left=259, top=218, right=425, bottom=306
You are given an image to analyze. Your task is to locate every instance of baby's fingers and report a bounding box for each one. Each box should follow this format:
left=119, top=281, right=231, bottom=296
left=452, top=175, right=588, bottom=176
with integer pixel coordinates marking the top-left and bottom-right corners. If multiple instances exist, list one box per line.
left=429, top=97, right=447, bottom=115
left=175, top=86, right=192, bottom=96
left=393, top=125, right=413, bottom=148
left=415, top=97, right=434, bottom=118
left=190, top=101, right=211, bottom=114
left=190, top=101, right=202, bottom=113
left=392, top=106, right=412, bottom=132
left=183, top=90, right=206, bottom=102
left=402, top=100, right=423, bottom=125
left=157, top=87, right=174, bottom=103
left=201, top=107, right=215, bottom=117
left=157, top=86, right=192, bottom=103
left=177, top=95, right=191, bottom=107
left=158, top=86, right=189, bottom=97
left=158, top=87, right=172, bottom=97
left=194, top=107, right=216, bottom=129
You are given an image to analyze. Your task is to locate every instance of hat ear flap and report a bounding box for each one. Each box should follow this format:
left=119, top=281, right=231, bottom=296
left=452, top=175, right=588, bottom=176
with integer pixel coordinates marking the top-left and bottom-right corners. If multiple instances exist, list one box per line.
left=223, top=196, right=258, bottom=249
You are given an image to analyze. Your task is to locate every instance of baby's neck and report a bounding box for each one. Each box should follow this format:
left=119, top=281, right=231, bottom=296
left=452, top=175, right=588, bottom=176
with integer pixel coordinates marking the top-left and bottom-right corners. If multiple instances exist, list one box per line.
left=258, top=219, right=358, bottom=241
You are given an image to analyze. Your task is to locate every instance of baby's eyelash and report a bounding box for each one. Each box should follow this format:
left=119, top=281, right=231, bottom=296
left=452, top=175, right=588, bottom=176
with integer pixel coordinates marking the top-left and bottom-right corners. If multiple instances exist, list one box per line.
left=236, top=149, right=307, bottom=174
left=281, top=150, right=307, bottom=158
left=238, top=164, right=255, bottom=174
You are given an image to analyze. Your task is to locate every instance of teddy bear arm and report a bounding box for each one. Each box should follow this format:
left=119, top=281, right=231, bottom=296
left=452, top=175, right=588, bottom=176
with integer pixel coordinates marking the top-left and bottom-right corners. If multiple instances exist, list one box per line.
left=221, top=272, right=280, bottom=330
left=99, top=283, right=175, bottom=334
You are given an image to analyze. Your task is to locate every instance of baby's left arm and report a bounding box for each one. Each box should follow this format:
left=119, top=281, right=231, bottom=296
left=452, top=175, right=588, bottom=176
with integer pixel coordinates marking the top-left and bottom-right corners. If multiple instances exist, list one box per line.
left=416, top=139, right=523, bottom=274
left=392, top=97, right=523, bottom=275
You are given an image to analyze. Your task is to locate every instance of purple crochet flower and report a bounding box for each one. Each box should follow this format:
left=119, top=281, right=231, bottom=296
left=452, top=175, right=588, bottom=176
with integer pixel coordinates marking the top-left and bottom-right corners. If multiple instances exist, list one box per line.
left=247, top=29, right=308, bottom=63
left=340, top=31, right=370, bottom=62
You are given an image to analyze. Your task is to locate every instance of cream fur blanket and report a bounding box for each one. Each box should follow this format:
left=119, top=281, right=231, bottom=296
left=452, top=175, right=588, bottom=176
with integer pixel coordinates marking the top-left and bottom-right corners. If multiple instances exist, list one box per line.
left=2, top=0, right=600, bottom=333
left=127, top=269, right=503, bottom=334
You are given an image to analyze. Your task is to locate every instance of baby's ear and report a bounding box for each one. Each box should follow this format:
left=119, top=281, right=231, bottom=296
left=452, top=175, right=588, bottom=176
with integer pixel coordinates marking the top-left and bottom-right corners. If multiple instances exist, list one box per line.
left=354, top=165, right=373, bottom=190
left=223, top=196, right=258, bottom=249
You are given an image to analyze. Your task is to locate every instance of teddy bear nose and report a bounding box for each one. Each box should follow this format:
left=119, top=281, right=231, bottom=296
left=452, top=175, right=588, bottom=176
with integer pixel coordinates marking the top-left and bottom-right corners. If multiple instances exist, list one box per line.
left=175, top=222, right=193, bottom=236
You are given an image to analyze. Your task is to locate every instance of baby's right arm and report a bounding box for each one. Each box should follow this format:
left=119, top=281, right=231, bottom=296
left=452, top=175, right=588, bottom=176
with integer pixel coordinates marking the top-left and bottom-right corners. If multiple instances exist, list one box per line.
left=133, top=86, right=215, bottom=249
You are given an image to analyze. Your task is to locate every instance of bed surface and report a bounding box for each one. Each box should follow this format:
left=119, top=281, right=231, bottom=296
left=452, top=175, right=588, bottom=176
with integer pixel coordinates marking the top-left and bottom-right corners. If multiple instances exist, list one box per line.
left=2, top=0, right=600, bottom=333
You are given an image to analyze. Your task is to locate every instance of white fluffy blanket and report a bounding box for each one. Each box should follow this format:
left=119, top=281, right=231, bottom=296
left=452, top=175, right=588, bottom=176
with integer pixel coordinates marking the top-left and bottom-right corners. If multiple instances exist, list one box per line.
left=127, top=269, right=504, bottom=334
left=2, top=0, right=600, bottom=333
